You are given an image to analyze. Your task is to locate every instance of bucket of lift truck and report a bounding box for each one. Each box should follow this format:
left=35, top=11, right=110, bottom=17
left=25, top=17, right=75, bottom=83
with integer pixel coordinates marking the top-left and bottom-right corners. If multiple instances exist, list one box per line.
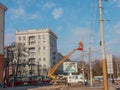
left=77, top=41, right=83, bottom=50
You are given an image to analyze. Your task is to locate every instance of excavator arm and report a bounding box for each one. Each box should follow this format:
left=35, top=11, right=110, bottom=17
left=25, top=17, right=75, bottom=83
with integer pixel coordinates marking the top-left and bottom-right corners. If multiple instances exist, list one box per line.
left=48, top=48, right=77, bottom=80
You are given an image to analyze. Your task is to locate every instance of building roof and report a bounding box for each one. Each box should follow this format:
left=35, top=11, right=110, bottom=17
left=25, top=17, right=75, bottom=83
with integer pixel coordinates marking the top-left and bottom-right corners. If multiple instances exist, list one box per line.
left=0, top=3, right=7, bottom=11
left=16, top=28, right=57, bottom=38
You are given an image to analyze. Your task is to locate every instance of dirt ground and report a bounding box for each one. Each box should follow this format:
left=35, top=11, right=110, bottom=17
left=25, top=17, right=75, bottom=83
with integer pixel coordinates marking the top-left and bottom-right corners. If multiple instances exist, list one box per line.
left=28, top=85, right=103, bottom=90
left=0, top=82, right=119, bottom=90
left=28, top=82, right=120, bottom=90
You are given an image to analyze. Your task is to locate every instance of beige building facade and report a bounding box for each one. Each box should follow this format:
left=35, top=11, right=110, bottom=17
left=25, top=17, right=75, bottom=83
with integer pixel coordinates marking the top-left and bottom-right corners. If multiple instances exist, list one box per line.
left=0, top=3, right=7, bottom=84
left=0, top=3, right=7, bottom=54
left=16, top=28, right=58, bottom=77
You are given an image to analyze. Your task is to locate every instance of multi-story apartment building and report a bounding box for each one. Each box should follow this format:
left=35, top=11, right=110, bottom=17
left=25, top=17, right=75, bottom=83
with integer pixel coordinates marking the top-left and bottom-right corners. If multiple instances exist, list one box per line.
left=16, top=28, right=58, bottom=77
left=0, top=3, right=7, bottom=84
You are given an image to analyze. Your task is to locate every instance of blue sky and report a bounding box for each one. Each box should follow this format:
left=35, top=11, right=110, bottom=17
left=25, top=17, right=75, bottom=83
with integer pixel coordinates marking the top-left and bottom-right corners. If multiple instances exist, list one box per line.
left=0, top=0, right=120, bottom=60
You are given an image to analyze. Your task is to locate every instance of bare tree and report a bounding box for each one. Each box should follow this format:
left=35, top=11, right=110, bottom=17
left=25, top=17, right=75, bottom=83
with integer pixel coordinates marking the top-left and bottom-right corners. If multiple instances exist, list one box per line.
left=112, top=56, right=120, bottom=78
left=4, top=43, right=28, bottom=81
left=92, top=59, right=102, bottom=76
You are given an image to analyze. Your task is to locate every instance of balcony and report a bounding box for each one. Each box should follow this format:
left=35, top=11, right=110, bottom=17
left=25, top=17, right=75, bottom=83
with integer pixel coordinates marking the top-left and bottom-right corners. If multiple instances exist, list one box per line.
left=29, top=52, right=35, bottom=58
left=29, top=39, right=35, bottom=42
left=29, top=55, right=35, bottom=58
left=29, top=43, right=35, bottom=47
left=29, top=61, right=36, bottom=65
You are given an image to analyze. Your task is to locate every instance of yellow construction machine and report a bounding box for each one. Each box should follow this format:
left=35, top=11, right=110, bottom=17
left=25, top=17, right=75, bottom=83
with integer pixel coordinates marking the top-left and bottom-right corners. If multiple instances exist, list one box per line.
left=47, top=41, right=83, bottom=84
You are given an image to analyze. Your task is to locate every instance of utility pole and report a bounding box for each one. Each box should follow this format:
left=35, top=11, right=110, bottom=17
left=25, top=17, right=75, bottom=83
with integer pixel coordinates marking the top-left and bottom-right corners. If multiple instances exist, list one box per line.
left=80, top=37, right=85, bottom=85
left=82, top=50, right=85, bottom=84
left=78, top=40, right=85, bottom=85
left=89, top=47, right=93, bottom=86
left=99, top=0, right=108, bottom=90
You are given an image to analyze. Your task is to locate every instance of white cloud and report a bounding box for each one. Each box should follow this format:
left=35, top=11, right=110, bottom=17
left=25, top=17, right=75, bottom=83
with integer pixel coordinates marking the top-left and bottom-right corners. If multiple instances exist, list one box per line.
left=113, top=22, right=120, bottom=34
left=9, top=7, right=42, bottom=21
left=105, top=38, right=120, bottom=56
left=52, top=8, right=64, bottom=19
left=106, top=39, right=120, bottom=46
left=8, top=0, right=26, bottom=19
left=73, top=27, right=90, bottom=36
left=28, top=13, right=42, bottom=20
left=9, top=7, right=25, bottom=18
left=113, top=0, right=117, bottom=2
left=111, top=0, right=120, bottom=7
left=68, top=27, right=91, bottom=44
left=117, top=2, right=120, bottom=8
left=57, top=27, right=91, bottom=54
left=64, top=27, right=91, bottom=49
left=44, top=2, right=56, bottom=8
left=57, top=26, right=63, bottom=31
left=8, top=1, right=41, bottom=20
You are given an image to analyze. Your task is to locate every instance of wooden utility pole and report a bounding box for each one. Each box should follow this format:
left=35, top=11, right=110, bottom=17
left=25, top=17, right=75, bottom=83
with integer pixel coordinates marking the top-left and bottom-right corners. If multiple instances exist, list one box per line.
left=89, top=47, right=93, bottom=86
left=82, top=50, right=85, bottom=84
left=98, top=0, right=108, bottom=90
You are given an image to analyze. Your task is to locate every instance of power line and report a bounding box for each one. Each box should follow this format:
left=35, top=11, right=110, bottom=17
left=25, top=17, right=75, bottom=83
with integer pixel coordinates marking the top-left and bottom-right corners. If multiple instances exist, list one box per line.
left=89, top=0, right=100, bottom=47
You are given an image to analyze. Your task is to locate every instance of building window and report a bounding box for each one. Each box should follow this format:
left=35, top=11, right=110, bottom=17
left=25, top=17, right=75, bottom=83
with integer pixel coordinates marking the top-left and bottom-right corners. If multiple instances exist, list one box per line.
left=43, top=52, right=45, bottom=54
left=42, top=35, right=45, bottom=39
left=38, top=41, right=41, bottom=45
left=43, top=58, right=46, bottom=61
left=23, top=36, right=26, bottom=40
left=23, top=64, right=26, bottom=67
left=29, top=48, right=35, bottom=52
left=43, top=47, right=45, bottom=50
left=39, top=58, right=41, bottom=61
left=23, top=59, right=26, bottom=62
left=38, top=65, right=41, bottom=68
left=38, top=35, right=41, bottom=39
left=75, top=75, right=78, bottom=79
left=29, top=36, right=35, bottom=45
left=23, top=43, right=25, bottom=46
left=43, top=41, right=46, bottom=45
left=38, top=47, right=41, bottom=50
left=29, top=60, right=35, bottom=65
left=43, top=64, right=46, bottom=68
left=18, top=37, right=21, bottom=41
left=29, top=52, right=35, bottom=57
left=29, top=42, right=35, bottom=45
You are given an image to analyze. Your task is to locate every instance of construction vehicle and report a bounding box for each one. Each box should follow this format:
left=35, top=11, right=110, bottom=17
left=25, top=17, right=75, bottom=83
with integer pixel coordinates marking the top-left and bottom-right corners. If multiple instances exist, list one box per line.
left=47, top=41, right=83, bottom=83
left=67, top=73, right=84, bottom=84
